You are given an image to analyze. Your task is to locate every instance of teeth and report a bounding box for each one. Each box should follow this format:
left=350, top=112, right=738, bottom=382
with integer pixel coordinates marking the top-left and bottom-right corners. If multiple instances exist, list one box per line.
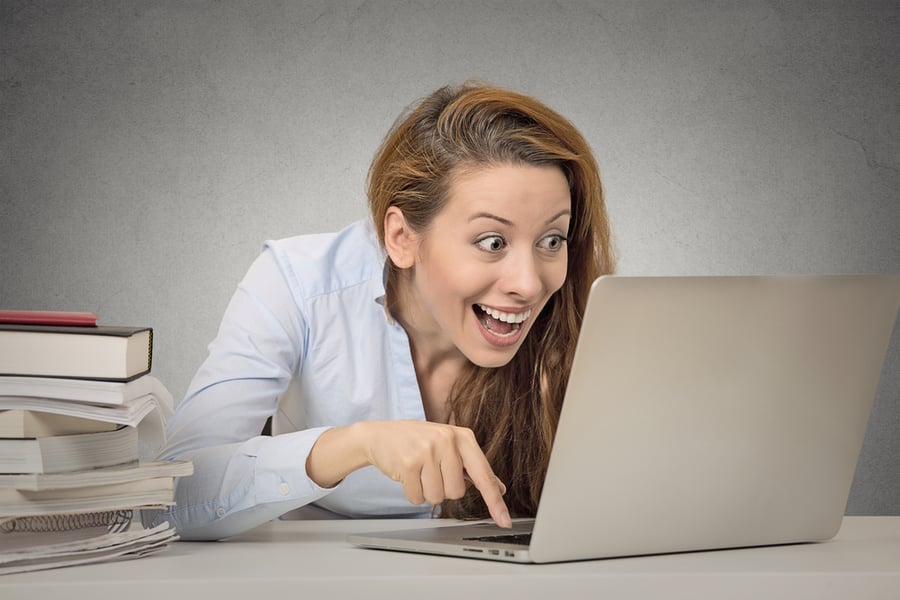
left=477, top=304, right=532, bottom=324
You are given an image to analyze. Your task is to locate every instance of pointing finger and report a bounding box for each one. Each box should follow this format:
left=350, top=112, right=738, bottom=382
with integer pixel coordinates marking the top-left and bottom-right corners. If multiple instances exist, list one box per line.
left=456, top=434, right=511, bottom=528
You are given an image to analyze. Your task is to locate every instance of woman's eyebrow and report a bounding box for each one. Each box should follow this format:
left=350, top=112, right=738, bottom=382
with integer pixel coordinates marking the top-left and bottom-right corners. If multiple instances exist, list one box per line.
left=468, top=212, right=512, bottom=226
left=468, top=210, right=571, bottom=226
left=545, top=209, right=571, bottom=224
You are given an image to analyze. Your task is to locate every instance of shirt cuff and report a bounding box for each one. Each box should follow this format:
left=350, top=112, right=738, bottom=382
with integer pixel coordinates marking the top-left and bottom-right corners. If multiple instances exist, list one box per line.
left=251, top=425, right=335, bottom=504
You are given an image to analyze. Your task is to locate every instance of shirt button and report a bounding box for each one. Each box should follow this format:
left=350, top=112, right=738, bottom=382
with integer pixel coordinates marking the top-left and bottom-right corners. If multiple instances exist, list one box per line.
left=215, top=507, right=226, bottom=518
left=278, top=483, right=290, bottom=496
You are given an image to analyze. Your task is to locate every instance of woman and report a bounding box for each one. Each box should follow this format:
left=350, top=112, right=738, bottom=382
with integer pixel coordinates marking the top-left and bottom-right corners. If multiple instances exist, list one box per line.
left=156, top=82, right=615, bottom=540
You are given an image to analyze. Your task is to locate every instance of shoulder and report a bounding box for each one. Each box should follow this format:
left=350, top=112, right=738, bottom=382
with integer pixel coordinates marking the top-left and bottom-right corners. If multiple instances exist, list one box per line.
left=261, top=219, right=384, bottom=300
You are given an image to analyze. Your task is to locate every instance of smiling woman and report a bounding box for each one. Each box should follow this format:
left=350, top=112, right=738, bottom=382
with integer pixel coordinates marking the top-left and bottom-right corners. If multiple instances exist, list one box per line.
left=384, top=164, right=572, bottom=368
left=155, top=82, right=615, bottom=540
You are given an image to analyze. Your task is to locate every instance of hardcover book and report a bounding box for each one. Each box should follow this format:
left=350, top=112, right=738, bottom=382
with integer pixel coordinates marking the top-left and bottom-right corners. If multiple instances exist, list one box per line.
left=0, top=310, right=98, bottom=327
left=0, top=324, right=152, bottom=381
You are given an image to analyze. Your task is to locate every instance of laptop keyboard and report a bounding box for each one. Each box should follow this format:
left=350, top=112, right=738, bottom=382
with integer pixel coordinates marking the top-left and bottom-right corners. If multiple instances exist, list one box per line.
left=463, top=532, right=532, bottom=546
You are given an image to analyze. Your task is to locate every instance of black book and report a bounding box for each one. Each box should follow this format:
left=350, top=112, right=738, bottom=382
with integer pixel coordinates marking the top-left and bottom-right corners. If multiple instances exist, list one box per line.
left=0, top=324, right=152, bottom=382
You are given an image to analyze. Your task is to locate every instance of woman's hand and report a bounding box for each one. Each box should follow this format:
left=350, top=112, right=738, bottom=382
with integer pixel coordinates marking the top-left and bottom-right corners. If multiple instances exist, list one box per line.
left=306, top=420, right=511, bottom=528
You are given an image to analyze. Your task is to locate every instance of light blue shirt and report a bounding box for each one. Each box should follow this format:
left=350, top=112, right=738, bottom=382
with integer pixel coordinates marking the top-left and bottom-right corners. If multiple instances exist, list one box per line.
left=155, top=219, right=432, bottom=540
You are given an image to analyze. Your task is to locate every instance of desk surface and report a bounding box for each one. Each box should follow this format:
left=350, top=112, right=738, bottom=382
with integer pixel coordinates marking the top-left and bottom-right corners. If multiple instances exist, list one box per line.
left=2, top=516, right=899, bottom=599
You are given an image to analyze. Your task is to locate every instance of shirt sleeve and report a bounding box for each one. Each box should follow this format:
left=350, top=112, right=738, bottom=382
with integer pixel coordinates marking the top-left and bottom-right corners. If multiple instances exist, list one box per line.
left=153, top=245, right=334, bottom=540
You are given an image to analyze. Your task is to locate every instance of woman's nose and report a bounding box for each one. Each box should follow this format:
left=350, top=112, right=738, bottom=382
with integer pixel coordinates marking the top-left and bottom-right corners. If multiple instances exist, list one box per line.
left=499, top=250, right=543, bottom=300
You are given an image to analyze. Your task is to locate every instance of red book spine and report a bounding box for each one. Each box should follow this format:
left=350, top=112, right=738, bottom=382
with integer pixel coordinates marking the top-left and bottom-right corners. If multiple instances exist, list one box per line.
left=0, top=310, right=98, bottom=327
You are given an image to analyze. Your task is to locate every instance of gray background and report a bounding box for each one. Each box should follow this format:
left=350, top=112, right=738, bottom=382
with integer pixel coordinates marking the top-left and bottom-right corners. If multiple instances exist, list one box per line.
left=1, top=1, right=898, bottom=514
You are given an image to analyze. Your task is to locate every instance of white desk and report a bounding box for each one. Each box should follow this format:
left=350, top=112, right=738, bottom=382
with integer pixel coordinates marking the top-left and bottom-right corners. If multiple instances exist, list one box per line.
left=1, top=516, right=898, bottom=599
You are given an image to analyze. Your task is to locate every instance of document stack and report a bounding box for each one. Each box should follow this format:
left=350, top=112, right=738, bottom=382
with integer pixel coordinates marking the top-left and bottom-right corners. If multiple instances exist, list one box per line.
left=0, top=310, right=192, bottom=575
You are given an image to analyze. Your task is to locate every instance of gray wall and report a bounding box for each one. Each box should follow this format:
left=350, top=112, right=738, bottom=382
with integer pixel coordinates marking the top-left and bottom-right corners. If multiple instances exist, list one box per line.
left=2, top=1, right=898, bottom=514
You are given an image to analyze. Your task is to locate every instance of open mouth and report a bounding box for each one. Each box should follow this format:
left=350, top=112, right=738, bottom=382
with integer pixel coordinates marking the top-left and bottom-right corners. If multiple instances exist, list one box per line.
left=474, top=304, right=533, bottom=337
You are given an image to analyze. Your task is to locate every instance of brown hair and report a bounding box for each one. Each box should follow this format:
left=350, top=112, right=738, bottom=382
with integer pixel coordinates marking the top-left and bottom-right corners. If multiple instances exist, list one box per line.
left=367, top=82, right=615, bottom=518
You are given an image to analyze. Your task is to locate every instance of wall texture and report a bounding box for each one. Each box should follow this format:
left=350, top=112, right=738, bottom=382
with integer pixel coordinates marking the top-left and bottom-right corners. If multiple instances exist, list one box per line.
left=2, top=1, right=898, bottom=514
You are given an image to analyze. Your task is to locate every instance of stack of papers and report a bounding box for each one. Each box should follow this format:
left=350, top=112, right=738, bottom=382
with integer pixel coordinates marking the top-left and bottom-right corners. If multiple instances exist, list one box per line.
left=0, top=522, right=176, bottom=575
left=0, top=376, right=191, bottom=575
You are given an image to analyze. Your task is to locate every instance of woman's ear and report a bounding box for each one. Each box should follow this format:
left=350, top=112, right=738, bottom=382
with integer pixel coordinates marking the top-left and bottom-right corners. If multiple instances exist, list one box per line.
left=383, top=206, right=417, bottom=269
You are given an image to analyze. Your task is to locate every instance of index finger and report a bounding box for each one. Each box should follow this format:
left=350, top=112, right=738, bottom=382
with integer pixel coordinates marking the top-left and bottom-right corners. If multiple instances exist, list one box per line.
left=456, top=434, right=512, bottom=528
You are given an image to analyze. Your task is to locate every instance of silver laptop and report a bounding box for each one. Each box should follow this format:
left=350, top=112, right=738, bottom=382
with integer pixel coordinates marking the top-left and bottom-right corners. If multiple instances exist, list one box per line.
left=349, top=275, right=900, bottom=563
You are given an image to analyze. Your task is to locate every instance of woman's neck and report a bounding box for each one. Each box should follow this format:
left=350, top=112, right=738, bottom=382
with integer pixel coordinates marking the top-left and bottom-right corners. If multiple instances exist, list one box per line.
left=413, top=351, right=464, bottom=423
left=387, top=273, right=467, bottom=423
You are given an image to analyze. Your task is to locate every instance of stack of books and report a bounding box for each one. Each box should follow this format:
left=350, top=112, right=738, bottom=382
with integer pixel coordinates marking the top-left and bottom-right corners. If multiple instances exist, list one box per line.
left=0, top=310, right=192, bottom=575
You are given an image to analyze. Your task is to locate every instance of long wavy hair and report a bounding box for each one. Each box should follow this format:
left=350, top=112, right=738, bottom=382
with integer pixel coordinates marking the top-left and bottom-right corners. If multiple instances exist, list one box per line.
left=367, top=82, right=615, bottom=519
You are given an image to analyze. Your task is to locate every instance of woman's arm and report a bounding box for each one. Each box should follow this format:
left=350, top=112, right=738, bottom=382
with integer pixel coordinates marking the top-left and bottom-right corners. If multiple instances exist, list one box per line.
left=154, top=247, right=327, bottom=540
left=308, top=421, right=511, bottom=528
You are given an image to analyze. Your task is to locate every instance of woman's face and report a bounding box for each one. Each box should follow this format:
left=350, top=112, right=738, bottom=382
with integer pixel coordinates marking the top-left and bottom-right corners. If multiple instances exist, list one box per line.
left=400, top=163, right=571, bottom=368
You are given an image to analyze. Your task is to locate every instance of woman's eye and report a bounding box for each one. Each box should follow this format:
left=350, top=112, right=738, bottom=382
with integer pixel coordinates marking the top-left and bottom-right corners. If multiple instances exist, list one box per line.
left=538, top=234, right=567, bottom=251
left=475, top=235, right=506, bottom=252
